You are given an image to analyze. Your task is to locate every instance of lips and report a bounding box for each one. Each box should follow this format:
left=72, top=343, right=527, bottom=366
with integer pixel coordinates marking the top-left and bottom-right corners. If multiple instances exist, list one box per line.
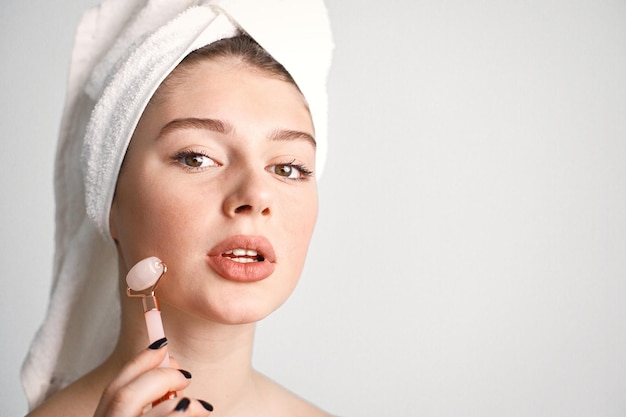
left=206, top=235, right=276, bottom=282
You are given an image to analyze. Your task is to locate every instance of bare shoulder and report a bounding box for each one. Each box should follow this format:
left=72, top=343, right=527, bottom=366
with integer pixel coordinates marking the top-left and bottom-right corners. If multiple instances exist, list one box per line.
left=255, top=372, right=333, bottom=417
left=25, top=371, right=104, bottom=417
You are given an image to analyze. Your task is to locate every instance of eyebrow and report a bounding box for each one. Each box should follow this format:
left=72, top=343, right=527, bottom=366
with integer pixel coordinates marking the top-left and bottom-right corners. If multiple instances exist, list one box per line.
left=268, top=128, right=316, bottom=149
left=158, top=117, right=232, bottom=137
left=158, top=117, right=315, bottom=148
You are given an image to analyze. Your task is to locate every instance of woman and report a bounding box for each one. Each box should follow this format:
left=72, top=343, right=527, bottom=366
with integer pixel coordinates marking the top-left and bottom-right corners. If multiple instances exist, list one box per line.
left=22, top=1, right=333, bottom=416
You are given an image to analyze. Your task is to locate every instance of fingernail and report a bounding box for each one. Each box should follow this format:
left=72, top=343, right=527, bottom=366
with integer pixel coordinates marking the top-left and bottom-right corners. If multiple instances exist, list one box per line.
left=174, top=397, right=191, bottom=412
left=198, top=399, right=214, bottom=412
left=147, top=337, right=168, bottom=350
left=178, top=369, right=192, bottom=379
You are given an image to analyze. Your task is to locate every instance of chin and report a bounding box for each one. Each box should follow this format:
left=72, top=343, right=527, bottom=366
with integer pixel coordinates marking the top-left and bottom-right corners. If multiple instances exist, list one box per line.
left=209, top=294, right=290, bottom=325
left=215, top=310, right=274, bottom=325
left=161, top=287, right=292, bottom=327
left=156, top=262, right=300, bottom=326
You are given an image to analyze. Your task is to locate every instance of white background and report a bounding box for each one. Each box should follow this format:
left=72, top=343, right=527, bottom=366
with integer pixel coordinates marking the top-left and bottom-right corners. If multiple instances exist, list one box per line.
left=2, top=1, right=626, bottom=416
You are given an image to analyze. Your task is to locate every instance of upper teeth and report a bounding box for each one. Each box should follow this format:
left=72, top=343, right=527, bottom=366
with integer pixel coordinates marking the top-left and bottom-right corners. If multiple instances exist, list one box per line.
left=225, top=248, right=259, bottom=257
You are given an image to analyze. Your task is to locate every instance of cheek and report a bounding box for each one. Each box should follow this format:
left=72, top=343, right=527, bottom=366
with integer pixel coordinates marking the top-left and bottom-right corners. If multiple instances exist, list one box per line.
left=113, top=171, right=199, bottom=269
left=280, top=190, right=318, bottom=267
left=289, top=189, right=318, bottom=237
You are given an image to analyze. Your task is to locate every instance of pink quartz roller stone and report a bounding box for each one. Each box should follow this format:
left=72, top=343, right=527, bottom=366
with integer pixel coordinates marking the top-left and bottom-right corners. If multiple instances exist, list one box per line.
left=126, top=256, right=164, bottom=291
left=126, top=256, right=170, bottom=367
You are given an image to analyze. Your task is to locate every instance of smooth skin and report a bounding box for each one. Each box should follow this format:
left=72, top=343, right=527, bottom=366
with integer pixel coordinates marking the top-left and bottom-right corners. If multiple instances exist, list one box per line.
left=27, top=57, right=329, bottom=417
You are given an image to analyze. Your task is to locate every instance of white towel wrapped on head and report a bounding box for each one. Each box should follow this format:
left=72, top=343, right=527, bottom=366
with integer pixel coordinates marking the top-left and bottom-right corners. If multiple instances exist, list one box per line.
left=21, top=0, right=333, bottom=410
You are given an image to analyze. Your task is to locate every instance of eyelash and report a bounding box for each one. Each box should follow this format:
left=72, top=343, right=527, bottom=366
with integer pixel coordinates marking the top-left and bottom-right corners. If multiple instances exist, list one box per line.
left=275, top=159, right=314, bottom=181
left=172, top=151, right=313, bottom=180
left=173, top=149, right=218, bottom=171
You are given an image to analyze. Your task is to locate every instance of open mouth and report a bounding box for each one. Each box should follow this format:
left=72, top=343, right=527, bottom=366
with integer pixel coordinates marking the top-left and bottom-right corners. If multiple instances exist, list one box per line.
left=207, top=235, right=276, bottom=282
left=222, top=248, right=266, bottom=263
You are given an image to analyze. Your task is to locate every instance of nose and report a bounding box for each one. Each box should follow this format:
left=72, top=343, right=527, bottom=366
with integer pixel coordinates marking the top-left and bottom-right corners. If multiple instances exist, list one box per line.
left=222, top=168, right=272, bottom=218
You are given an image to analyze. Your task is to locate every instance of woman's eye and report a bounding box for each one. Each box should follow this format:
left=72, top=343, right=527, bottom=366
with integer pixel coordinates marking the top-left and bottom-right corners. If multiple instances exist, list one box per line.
left=175, top=151, right=217, bottom=169
left=270, top=162, right=313, bottom=180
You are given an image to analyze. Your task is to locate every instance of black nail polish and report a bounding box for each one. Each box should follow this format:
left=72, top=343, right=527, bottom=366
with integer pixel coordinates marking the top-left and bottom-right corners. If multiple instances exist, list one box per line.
left=178, top=369, right=192, bottom=379
left=174, top=397, right=191, bottom=412
left=147, top=337, right=168, bottom=350
left=198, top=399, right=214, bottom=412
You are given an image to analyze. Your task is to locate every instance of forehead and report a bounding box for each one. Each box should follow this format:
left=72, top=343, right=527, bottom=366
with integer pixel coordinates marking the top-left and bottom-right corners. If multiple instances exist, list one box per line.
left=137, top=57, right=314, bottom=138
left=155, top=55, right=304, bottom=104
left=154, top=57, right=308, bottom=112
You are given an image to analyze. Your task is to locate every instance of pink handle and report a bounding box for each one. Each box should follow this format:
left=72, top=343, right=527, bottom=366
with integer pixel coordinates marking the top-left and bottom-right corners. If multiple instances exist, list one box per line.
left=145, top=310, right=170, bottom=368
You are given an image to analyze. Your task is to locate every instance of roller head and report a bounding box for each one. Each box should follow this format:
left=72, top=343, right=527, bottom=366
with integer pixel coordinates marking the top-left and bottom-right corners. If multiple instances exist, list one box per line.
left=126, top=257, right=164, bottom=291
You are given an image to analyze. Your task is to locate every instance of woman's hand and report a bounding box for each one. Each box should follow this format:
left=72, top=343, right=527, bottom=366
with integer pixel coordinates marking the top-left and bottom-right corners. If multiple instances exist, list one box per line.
left=93, top=338, right=213, bottom=416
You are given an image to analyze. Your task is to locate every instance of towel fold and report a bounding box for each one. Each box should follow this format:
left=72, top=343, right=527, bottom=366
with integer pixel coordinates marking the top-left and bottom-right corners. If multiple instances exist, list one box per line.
left=21, top=0, right=333, bottom=409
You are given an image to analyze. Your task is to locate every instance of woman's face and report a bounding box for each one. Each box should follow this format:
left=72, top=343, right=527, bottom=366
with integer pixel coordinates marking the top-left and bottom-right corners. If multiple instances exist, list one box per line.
left=110, top=57, right=318, bottom=324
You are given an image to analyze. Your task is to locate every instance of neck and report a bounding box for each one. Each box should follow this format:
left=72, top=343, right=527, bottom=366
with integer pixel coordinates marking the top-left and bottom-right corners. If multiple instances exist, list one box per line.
left=109, top=293, right=261, bottom=414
